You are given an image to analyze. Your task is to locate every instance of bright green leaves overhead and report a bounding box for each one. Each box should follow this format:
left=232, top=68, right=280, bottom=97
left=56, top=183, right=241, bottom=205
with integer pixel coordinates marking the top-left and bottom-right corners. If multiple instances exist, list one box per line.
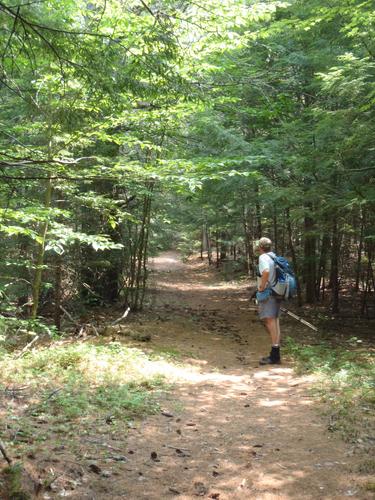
left=46, top=225, right=124, bottom=255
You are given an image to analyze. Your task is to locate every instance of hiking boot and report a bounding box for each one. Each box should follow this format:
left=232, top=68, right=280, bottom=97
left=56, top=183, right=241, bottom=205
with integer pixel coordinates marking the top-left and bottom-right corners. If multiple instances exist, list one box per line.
left=259, top=346, right=281, bottom=365
left=259, top=356, right=281, bottom=365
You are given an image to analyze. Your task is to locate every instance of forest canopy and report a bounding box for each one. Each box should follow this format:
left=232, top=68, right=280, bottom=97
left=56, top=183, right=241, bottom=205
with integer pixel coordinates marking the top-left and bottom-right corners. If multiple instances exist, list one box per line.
left=0, top=0, right=374, bottom=329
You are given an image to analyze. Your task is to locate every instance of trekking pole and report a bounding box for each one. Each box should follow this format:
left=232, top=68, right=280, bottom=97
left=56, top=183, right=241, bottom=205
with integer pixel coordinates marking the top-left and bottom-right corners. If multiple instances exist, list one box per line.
left=280, top=307, right=318, bottom=332
left=247, top=293, right=318, bottom=332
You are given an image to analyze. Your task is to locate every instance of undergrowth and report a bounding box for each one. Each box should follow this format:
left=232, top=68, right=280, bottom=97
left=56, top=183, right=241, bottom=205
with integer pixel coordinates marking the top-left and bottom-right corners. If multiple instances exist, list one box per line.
left=0, top=339, right=180, bottom=496
left=0, top=342, right=171, bottom=424
left=284, top=336, right=375, bottom=444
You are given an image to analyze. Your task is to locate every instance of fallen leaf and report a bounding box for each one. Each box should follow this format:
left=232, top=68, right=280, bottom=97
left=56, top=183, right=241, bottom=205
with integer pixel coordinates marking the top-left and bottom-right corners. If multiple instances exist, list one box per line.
left=194, top=481, right=208, bottom=496
left=169, top=487, right=181, bottom=494
left=161, top=411, right=174, bottom=418
left=110, top=455, right=127, bottom=462
left=88, top=463, right=101, bottom=474
left=175, top=448, right=190, bottom=457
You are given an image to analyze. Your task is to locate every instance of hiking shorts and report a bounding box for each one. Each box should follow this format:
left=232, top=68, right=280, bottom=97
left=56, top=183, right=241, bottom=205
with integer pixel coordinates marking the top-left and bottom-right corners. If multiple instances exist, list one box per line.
left=258, top=296, right=281, bottom=319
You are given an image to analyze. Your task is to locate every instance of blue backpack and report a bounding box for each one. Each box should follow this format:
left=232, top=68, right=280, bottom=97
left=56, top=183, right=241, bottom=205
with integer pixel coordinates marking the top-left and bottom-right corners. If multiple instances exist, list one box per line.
left=268, top=253, right=297, bottom=300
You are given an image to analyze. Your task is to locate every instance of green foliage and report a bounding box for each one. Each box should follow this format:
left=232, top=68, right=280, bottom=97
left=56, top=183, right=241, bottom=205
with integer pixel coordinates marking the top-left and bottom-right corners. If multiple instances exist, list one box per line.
left=1, top=342, right=170, bottom=421
left=2, top=463, right=31, bottom=500
left=0, top=317, right=59, bottom=346
left=284, top=336, right=375, bottom=440
left=0, top=0, right=374, bottom=319
left=365, top=481, right=375, bottom=492
left=38, top=381, right=160, bottom=420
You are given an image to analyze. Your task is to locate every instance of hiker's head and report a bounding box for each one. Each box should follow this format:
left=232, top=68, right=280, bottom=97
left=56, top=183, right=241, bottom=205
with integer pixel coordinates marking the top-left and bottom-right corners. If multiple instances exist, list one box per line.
left=255, top=237, right=272, bottom=254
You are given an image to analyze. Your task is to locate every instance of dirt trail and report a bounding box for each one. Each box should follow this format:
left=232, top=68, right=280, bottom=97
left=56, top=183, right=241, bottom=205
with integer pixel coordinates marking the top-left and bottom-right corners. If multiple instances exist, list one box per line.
left=114, top=252, right=367, bottom=500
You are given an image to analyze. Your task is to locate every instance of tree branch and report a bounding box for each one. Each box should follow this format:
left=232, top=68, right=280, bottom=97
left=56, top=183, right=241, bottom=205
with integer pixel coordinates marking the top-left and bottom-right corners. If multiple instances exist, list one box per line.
left=0, top=1, right=114, bottom=38
left=0, top=156, right=98, bottom=167
left=2, top=5, right=20, bottom=65
left=138, top=0, right=155, bottom=18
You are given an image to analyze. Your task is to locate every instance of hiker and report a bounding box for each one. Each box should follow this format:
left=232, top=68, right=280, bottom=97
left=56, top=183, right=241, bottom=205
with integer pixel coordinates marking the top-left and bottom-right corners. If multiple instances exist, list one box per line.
left=255, top=237, right=282, bottom=365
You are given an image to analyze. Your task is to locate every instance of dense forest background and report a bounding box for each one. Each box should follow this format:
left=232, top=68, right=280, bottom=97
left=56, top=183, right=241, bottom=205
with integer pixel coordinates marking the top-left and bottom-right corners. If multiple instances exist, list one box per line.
left=0, top=0, right=374, bottom=334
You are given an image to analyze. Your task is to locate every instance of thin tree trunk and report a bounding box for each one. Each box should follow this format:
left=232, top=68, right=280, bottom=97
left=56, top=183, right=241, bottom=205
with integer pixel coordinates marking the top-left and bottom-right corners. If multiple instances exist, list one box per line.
left=286, top=208, right=302, bottom=306
left=361, top=246, right=373, bottom=317
left=255, top=207, right=262, bottom=238
left=330, top=217, right=341, bottom=314
left=133, top=195, right=149, bottom=310
left=355, top=208, right=365, bottom=291
left=220, top=232, right=227, bottom=261
left=316, top=234, right=330, bottom=301
left=304, top=205, right=316, bottom=304
left=254, top=184, right=262, bottom=238
left=215, top=232, right=219, bottom=268
left=125, top=223, right=138, bottom=307
left=206, top=226, right=212, bottom=265
left=54, top=255, right=62, bottom=330
left=139, top=193, right=152, bottom=309
left=31, top=177, right=52, bottom=319
left=200, top=225, right=204, bottom=260
left=273, top=205, right=278, bottom=253
left=242, top=205, right=253, bottom=276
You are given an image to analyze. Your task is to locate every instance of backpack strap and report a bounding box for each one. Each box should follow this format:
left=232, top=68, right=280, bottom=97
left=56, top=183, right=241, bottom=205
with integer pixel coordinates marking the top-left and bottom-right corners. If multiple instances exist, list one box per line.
left=266, top=252, right=278, bottom=287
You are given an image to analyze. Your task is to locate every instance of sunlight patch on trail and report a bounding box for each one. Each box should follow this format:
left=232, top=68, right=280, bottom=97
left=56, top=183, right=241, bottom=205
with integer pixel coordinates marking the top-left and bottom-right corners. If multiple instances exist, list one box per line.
left=148, top=251, right=186, bottom=272
left=142, top=357, right=251, bottom=387
left=155, top=281, right=242, bottom=291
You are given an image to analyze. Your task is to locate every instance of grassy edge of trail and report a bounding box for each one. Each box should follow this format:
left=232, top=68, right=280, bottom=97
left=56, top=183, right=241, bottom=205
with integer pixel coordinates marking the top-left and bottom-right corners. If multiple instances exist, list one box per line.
left=284, top=335, right=375, bottom=491
left=0, top=339, right=187, bottom=498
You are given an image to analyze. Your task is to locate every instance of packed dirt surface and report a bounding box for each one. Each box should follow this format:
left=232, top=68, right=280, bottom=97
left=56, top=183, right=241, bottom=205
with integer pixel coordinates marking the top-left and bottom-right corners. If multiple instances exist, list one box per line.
left=3, top=252, right=370, bottom=499
left=116, top=252, right=368, bottom=500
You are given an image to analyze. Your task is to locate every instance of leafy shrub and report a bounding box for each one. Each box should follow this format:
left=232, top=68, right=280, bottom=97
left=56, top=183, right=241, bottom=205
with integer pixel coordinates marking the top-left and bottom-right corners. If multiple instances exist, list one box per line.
left=284, top=336, right=375, bottom=441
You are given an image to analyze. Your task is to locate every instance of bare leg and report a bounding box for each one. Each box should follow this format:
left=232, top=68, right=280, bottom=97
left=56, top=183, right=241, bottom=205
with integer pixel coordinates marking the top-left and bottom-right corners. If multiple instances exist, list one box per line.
left=260, top=316, right=281, bottom=364
left=275, top=317, right=281, bottom=345
left=264, top=318, right=279, bottom=345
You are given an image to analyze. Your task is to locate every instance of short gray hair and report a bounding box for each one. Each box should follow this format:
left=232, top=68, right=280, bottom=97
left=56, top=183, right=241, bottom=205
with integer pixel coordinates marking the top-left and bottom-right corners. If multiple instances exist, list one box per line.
left=256, top=237, right=272, bottom=252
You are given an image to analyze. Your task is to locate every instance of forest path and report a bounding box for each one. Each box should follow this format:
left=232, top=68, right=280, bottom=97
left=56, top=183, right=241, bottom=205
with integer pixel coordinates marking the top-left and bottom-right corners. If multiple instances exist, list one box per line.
left=116, top=252, right=365, bottom=500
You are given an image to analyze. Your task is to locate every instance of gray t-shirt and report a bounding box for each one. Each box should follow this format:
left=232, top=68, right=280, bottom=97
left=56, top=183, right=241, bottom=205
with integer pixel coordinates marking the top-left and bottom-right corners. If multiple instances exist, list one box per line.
left=257, top=252, right=276, bottom=289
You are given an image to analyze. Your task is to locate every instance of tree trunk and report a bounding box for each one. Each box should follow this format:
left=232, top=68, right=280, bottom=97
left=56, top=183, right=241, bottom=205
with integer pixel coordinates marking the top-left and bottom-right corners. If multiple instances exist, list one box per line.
left=303, top=205, right=316, bottom=304
left=31, top=177, right=53, bottom=319
left=215, top=232, right=219, bottom=268
left=206, top=226, right=212, bottom=265
left=360, top=243, right=374, bottom=317
left=330, top=217, right=341, bottom=314
left=316, top=233, right=330, bottom=301
left=242, top=205, right=253, bottom=276
left=139, top=193, right=152, bottom=309
left=273, top=204, right=278, bottom=254
left=132, top=181, right=154, bottom=311
left=200, top=225, right=204, bottom=260
left=254, top=184, right=262, bottom=238
left=54, top=254, right=62, bottom=330
left=355, top=208, right=365, bottom=291
left=220, top=232, right=227, bottom=261
left=286, top=208, right=302, bottom=306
